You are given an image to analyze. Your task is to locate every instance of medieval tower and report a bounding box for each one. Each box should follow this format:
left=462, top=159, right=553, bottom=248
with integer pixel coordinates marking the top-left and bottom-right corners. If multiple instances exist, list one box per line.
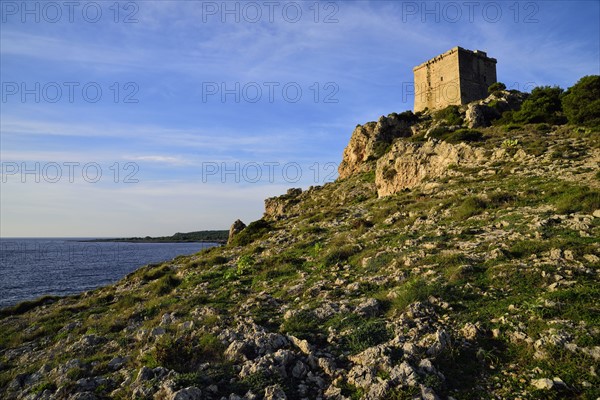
left=413, top=47, right=497, bottom=112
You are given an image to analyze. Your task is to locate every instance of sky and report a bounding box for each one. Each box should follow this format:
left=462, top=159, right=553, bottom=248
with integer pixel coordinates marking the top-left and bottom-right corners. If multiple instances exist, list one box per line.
left=1, top=0, right=599, bottom=237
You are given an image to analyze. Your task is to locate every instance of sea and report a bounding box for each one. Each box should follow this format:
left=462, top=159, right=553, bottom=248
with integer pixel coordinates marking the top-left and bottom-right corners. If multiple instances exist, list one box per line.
left=0, top=238, right=218, bottom=309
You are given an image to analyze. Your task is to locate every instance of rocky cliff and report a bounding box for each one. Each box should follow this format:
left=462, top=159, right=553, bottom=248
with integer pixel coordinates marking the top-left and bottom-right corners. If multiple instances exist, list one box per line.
left=338, top=90, right=528, bottom=198
left=1, top=94, right=599, bottom=400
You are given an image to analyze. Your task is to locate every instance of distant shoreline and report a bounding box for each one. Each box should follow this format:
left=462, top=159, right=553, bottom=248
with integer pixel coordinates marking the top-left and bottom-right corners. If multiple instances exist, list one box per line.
left=77, top=238, right=227, bottom=244
left=80, top=239, right=226, bottom=244
left=79, top=230, right=228, bottom=244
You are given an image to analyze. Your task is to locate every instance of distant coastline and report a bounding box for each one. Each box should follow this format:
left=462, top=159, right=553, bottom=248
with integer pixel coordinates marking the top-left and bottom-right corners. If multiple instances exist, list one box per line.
left=81, top=230, right=228, bottom=244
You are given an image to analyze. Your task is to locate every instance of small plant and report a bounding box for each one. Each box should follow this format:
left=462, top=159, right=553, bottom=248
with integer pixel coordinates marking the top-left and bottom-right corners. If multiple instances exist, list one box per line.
left=382, top=165, right=397, bottom=180
left=311, top=242, right=323, bottom=257
left=342, top=319, right=391, bottom=354
left=31, top=381, right=57, bottom=394
left=154, top=333, right=224, bottom=373
left=502, top=139, right=519, bottom=148
left=152, top=274, right=181, bottom=296
left=236, top=255, right=255, bottom=275
left=281, top=310, right=321, bottom=340
left=241, top=371, right=284, bottom=394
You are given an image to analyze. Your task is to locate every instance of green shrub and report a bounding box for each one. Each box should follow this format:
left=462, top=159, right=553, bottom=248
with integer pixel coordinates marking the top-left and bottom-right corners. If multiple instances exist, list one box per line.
left=455, top=197, right=488, bottom=219
left=433, top=105, right=463, bottom=126
left=342, top=319, right=391, bottom=353
left=445, top=129, right=483, bottom=144
left=513, top=86, right=566, bottom=124
left=236, top=255, right=255, bottom=275
left=428, top=128, right=482, bottom=144
left=562, top=75, right=600, bottom=127
left=281, top=310, right=321, bottom=340
left=323, top=245, right=359, bottom=266
left=152, top=274, right=181, bottom=296
left=0, top=295, right=60, bottom=317
left=31, top=381, right=57, bottom=394
left=389, top=110, right=420, bottom=124
left=488, top=82, right=507, bottom=95
left=507, top=240, right=552, bottom=259
left=391, top=277, right=437, bottom=312
left=155, top=333, right=224, bottom=372
left=241, top=371, right=284, bottom=394
left=142, top=265, right=170, bottom=281
left=554, top=187, right=600, bottom=214
left=229, top=219, right=272, bottom=246
left=370, top=141, right=393, bottom=159
left=428, top=126, right=450, bottom=137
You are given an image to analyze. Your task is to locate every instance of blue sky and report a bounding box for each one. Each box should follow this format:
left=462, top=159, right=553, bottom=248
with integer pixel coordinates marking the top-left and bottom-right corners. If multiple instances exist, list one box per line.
left=1, top=0, right=599, bottom=237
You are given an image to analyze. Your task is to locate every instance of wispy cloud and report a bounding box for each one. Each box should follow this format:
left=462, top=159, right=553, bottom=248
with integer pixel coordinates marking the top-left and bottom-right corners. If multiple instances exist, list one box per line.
left=1, top=0, right=598, bottom=236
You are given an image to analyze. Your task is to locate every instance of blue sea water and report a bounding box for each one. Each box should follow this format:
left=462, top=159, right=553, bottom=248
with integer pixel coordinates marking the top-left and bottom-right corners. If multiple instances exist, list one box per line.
left=0, top=238, right=218, bottom=308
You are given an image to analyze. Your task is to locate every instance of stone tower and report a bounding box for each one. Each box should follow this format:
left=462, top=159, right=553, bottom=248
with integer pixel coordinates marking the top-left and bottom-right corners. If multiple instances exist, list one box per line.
left=413, top=47, right=497, bottom=112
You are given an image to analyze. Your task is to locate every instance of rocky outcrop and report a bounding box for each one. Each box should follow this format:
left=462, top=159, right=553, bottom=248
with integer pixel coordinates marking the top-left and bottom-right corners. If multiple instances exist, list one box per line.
left=264, top=188, right=302, bottom=219
left=465, top=90, right=527, bottom=128
left=227, top=219, right=247, bottom=244
left=338, top=114, right=416, bottom=179
left=375, top=140, right=486, bottom=197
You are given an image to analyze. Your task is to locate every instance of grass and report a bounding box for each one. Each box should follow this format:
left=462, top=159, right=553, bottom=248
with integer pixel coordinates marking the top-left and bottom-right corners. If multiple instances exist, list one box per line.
left=153, top=332, right=225, bottom=373
left=341, top=318, right=391, bottom=354
left=454, top=196, right=488, bottom=219
left=389, top=277, right=439, bottom=313
left=0, top=124, right=598, bottom=399
left=0, top=295, right=60, bottom=317
left=553, top=186, right=600, bottom=214
left=151, top=274, right=181, bottom=296
left=280, top=310, right=322, bottom=340
left=229, top=219, right=273, bottom=246
left=323, top=244, right=359, bottom=266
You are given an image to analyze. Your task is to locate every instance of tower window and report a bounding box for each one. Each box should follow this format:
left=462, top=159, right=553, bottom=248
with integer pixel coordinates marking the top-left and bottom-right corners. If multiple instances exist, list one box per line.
left=440, top=77, right=443, bottom=81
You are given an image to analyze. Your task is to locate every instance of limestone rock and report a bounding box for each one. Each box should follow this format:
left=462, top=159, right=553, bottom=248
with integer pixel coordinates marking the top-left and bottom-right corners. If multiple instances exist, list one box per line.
left=338, top=114, right=415, bottom=179
left=264, top=384, right=287, bottom=400
left=465, top=103, right=489, bottom=128
left=264, top=188, right=302, bottom=219
left=228, top=219, right=247, bottom=244
left=171, top=387, right=203, bottom=400
left=531, top=378, right=554, bottom=390
left=375, top=140, right=485, bottom=197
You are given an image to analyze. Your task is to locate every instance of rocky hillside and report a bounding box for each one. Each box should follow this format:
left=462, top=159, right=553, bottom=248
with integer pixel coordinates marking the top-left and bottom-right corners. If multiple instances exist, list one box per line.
left=1, top=92, right=599, bottom=400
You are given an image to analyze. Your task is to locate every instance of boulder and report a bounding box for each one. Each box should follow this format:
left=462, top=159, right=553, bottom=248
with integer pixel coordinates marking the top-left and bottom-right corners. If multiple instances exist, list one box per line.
left=227, top=219, right=246, bottom=244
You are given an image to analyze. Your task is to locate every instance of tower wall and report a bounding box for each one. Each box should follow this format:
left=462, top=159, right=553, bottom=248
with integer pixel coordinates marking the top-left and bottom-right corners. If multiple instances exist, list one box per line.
left=458, top=49, right=497, bottom=104
left=413, top=47, right=497, bottom=113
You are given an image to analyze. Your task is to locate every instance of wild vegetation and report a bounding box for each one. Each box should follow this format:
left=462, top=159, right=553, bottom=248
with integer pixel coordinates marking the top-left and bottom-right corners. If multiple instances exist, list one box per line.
left=0, top=79, right=599, bottom=400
